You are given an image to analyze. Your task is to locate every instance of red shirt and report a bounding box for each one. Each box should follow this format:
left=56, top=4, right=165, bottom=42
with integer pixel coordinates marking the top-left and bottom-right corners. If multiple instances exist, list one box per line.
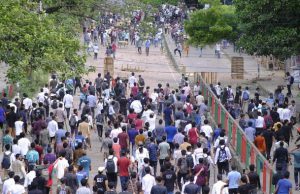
left=117, top=156, right=131, bottom=176
left=35, top=145, right=43, bottom=163
left=118, top=132, right=129, bottom=149
left=188, top=127, right=198, bottom=145
left=127, top=113, right=137, bottom=122
left=131, top=86, right=139, bottom=97
left=112, top=143, right=121, bottom=158
left=135, top=119, right=144, bottom=130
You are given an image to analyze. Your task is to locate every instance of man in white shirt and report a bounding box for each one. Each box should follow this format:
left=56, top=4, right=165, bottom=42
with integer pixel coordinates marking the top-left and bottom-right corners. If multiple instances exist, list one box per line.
left=63, top=90, right=73, bottom=118
left=282, top=105, right=291, bottom=122
left=128, top=72, right=137, bottom=88
left=47, top=115, right=58, bottom=143
left=211, top=174, right=229, bottom=194
left=17, top=133, right=31, bottom=156
left=214, top=82, right=222, bottom=99
left=22, top=94, right=32, bottom=111
left=14, top=117, right=24, bottom=138
left=196, top=91, right=205, bottom=106
left=142, top=167, right=156, bottom=194
left=130, top=99, right=142, bottom=114
left=54, top=151, right=69, bottom=180
left=255, top=112, right=265, bottom=135
left=36, top=88, right=45, bottom=104
left=200, top=120, right=213, bottom=140
left=43, top=84, right=50, bottom=95
left=2, top=171, right=15, bottom=194
left=277, top=106, right=284, bottom=121
left=7, top=175, right=25, bottom=194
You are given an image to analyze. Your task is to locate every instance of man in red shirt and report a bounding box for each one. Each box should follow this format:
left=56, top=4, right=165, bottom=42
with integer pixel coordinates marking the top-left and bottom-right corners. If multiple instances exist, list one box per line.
left=127, top=108, right=137, bottom=122
left=34, top=139, right=44, bottom=164
left=112, top=137, right=121, bottom=159
left=118, top=126, right=129, bottom=153
left=117, top=151, right=131, bottom=192
left=131, top=83, right=139, bottom=97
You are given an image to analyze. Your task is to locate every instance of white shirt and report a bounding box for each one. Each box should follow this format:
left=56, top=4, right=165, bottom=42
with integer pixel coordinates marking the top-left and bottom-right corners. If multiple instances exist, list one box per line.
left=108, top=105, right=115, bottom=115
left=150, top=92, right=158, bottom=104
left=23, top=98, right=32, bottom=110
left=14, top=121, right=24, bottom=136
left=7, top=184, right=25, bottom=194
left=277, top=108, right=284, bottom=121
left=142, top=174, right=156, bottom=194
left=24, top=171, right=36, bottom=187
left=214, top=85, right=222, bottom=96
left=47, top=120, right=58, bottom=137
left=54, top=157, right=69, bottom=179
left=200, top=125, right=213, bottom=138
left=255, top=116, right=264, bottom=128
left=146, top=117, right=156, bottom=131
left=104, top=155, right=118, bottom=173
left=12, top=144, right=21, bottom=156
left=8, top=103, right=17, bottom=113
left=128, top=76, right=137, bottom=88
left=17, top=138, right=31, bottom=156
left=142, top=109, right=154, bottom=121
left=130, top=100, right=142, bottom=114
left=211, top=180, right=229, bottom=194
left=196, top=95, right=204, bottom=106
left=63, top=94, right=73, bottom=108
left=184, top=123, right=192, bottom=133
left=2, top=178, right=15, bottom=194
left=37, top=92, right=45, bottom=103
left=135, top=148, right=149, bottom=169
left=43, top=87, right=49, bottom=94
left=214, top=146, right=232, bottom=164
left=214, top=137, right=228, bottom=148
left=110, top=128, right=122, bottom=139
left=282, top=108, right=291, bottom=122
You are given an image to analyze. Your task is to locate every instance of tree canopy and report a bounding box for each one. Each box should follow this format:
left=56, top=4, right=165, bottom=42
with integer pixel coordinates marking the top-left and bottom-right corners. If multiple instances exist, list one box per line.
left=184, top=1, right=237, bottom=47
left=0, top=1, right=92, bottom=83
left=235, top=0, right=300, bottom=60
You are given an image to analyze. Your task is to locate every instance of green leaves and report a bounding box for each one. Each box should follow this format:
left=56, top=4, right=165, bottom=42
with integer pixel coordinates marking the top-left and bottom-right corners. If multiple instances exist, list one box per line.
left=0, top=1, right=88, bottom=83
left=235, top=0, right=300, bottom=60
left=185, top=3, right=237, bottom=47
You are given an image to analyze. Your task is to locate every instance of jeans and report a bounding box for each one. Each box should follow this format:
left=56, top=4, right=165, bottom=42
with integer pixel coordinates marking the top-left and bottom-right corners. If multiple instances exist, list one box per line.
left=177, top=172, right=187, bottom=191
left=65, top=108, right=71, bottom=119
left=79, top=99, right=84, bottom=110
left=150, top=160, right=157, bottom=177
left=146, top=47, right=149, bottom=56
left=295, top=167, right=300, bottom=186
left=120, top=176, right=129, bottom=191
left=287, top=84, right=291, bottom=96
left=228, top=188, right=238, bottom=194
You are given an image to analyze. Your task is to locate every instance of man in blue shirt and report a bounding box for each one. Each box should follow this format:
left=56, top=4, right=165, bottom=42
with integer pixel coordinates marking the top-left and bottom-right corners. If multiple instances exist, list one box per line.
left=77, top=152, right=91, bottom=177
left=76, top=165, right=88, bottom=185
left=165, top=124, right=177, bottom=153
left=147, top=137, right=158, bottom=176
left=227, top=165, right=241, bottom=193
left=163, top=104, right=173, bottom=126
left=275, top=171, right=292, bottom=194
left=128, top=124, right=138, bottom=157
left=26, top=142, right=39, bottom=167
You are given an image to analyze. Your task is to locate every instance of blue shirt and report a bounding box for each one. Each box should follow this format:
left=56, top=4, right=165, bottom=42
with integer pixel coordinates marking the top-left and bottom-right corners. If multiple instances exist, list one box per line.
left=55, top=129, right=66, bottom=143
left=163, top=108, right=172, bottom=122
left=145, top=40, right=151, bottom=48
left=276, top=179, right=292, bottom=194
left=147, top=143, right=158, bottom=161
left=128, top=129, right=138, bottom=144
left=0, top=107, right=5, bottom=122
left=227, top=170, right=241, bottom=189
left=213, top=128, right=222, bottom=141
left=26, top=150, right=39, bottom=164
left=76, top=170, right=88, bottom=184
left=247, top=118, right=256, bottom=128
left=165, top=126, right=177, bottom=143
left=77, top=155, right=91, bottom=176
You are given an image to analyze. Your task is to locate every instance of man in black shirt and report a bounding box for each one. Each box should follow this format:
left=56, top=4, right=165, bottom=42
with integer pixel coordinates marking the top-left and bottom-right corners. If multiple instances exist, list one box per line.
left=273, top=141, right=289, bottom=173
left=238, top=175, right=254, bottom=194
left=150, top=176, right=167, bottom=194
left=163, top=163, right=176, bottom=193
left=94, top=167, right=108, bottom=194
left=247, top=164, right=261, bottom=193
left=64, top=165, right=79, bottom=193
left=263, top=126, right=274, bottom=160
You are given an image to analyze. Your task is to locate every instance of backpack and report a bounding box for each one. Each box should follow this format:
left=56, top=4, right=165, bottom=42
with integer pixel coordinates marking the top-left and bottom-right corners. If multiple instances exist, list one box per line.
left=290, top=76, right=294, bottom=85
left=1, top=152, right=12, bottom=169
left=106, top=157, right=115, bottom=173
left=179, top=157, right=188, bottom=174
left=242, top=91, right=249, bottom=100
left=51, top=100, right=58, bottom=109
left=69, top=115, right=77, bottom=127
left=217, top=147, right=228, bottom=163
left=139, top=78, right=145, bottom=86
left=186, top=154, right=194, bottom=169
left=34, top=108, right=43, bottom=119
left=96, top=114, right=104, bottom=125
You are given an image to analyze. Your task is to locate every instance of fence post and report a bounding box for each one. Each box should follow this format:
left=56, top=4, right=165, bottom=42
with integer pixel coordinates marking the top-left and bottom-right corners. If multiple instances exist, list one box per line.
left=236, top=127, right=241, bottom=156
left=224, top=113, right=228, bottom=133
left=241, top=135, right=247, bottom=164
left=246, top=142, right=251, bottom=167
left=218, top=104, right=221, bottom=124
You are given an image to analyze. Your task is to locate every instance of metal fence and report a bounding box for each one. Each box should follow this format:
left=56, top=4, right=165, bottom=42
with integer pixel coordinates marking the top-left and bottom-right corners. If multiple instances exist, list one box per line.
left=195, top=73, right=275, bottom=194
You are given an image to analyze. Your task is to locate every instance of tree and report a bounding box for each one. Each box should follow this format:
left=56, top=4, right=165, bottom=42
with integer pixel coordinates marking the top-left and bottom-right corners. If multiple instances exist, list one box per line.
left=0, top=1, right=91, bottom=83
left=184, top=0, right=238, bottom=47
left=235, top=0, right=300, bottom=60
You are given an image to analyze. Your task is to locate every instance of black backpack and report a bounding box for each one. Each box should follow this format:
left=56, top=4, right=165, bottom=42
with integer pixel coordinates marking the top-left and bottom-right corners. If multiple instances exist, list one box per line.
left=106, top=157, right=115, bottom=173
left=51, top=100, right=58, bottom=109
left=186, top=154, right=194, bottom=169
left=1, top=152, right=12, bottom=169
